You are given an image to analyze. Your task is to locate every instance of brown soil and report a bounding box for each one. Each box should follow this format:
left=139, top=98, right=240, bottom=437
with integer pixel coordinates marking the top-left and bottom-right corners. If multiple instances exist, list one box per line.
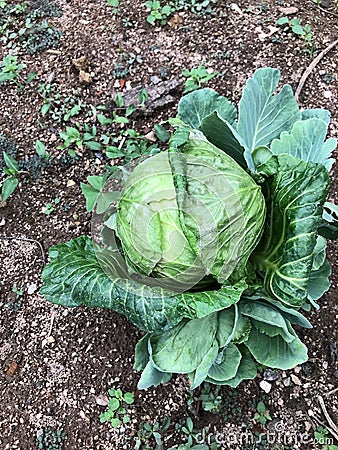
left=0, top=0, right=337, bottom=449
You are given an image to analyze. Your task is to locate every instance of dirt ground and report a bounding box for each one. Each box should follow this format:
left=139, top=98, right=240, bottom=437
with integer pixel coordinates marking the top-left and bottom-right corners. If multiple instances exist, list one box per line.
left=0, top=0, right=337, bottom=449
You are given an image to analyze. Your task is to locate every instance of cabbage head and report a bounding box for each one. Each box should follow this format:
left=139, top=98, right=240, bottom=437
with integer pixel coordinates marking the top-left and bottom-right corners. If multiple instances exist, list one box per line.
left=115, top=132, right=266, bottom=291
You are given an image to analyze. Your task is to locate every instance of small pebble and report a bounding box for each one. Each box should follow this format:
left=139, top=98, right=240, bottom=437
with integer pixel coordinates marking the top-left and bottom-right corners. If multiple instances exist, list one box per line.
left=260, top=380, right=272, bottom=393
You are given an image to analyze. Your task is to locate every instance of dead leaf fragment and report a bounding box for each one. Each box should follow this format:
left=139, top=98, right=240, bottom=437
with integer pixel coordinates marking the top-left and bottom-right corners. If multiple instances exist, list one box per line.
left=291, top=374, right=302, bottom=386
left=66, top=180, right=76, bottom=187
left=79, top=70, right=92, bottom=84
left=278, top=6, right=298, bottom=14
left=72, top=56, right=90, bottom=71
left=6, top=361, right=19, bottom=376
left=168, top=14, right=183, bottom=27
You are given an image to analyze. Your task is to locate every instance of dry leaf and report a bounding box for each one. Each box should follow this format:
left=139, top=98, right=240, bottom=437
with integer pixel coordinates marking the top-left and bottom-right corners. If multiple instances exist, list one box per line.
left=79, top=70, right=92, bottom=84
left=6, top=361, right=18, bottom=376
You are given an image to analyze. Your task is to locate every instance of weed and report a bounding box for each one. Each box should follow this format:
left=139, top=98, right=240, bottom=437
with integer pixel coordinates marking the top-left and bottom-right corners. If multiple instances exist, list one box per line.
left=134, top=417, right=170, bottom=449
left=39, top=83, right=86, bottom=123
left=276, top=17, right=315, bottom=56
left=314, top=426, right=338, bottom=450
left=253, top=401, right=272, bottom=425
left=100, top=388, right=134, bottom=428
left=170, top=0, right=217, bottom=15
left=146, top=1, right=174, bottom=25
left=182, top=65, right=216, bottom=93
left=1, top=151, right=20, bottom=202
left=112, top=52, right=143, bottom=79
left=36, top=427, right=64, bottom=450
left=42, top=197, right=60, bottom=215
left=199, top=383, right=223, bottom=414
left=0, top=135, right=17, bottom=169
left=7, top=285, right=23, bottom=310
left=0, top=54, right=37, bottom=92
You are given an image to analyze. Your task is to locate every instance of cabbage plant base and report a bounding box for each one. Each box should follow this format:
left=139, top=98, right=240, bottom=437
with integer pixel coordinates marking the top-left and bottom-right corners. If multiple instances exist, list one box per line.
left=40, top=68, right=338, bottom=391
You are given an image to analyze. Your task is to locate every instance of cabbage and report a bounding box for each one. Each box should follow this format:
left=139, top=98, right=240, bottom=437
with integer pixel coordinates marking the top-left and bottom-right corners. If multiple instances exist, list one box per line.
left=116, top=134, right=266, bottom=290
left=41, top=68, right=338, bottom=390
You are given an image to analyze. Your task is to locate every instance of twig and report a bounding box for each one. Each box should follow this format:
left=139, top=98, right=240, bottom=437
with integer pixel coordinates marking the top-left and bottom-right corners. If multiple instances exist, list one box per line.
left=312, top=414, right=338, bottom=442
left=0, top=235, right=46, bottom=266
left=295, top=38, right=338, bottom=102
left=47, top=309, right=56, bottom=337
left=325, top=387, right=338, bottom=397
left=318, top=395, right=338, bottom=435
left=308, top=0, right=338, bottom=18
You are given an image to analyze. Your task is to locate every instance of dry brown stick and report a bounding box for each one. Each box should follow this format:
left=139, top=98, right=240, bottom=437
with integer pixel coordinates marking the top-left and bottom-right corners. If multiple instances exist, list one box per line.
left=0, top=235, right=46, bottom=265
left=318, top=395, right=338, bottom=435
left=295, top=38, right=338, bottom=102
left=312, top=414, right=338, bottom=442
left=326, top=387, right=338, bottom=397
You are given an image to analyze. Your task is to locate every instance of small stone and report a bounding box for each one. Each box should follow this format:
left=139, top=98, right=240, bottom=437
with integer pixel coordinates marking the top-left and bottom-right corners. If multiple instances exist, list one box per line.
left=283, top=377, right=291, bottom=387
left=333, top=370, right=338, bottom=378
left=278, top=6, right=298, bottom=14
left=27, top=283, right=37, bottom=295
left=323, top=91, right=332, bottom=99
left=277, top=398, right=284, bottom=406
left=230, top=3, right=243, bottom=14
left=291, top=374, right=302, bottom=386
left=294, top=366, right=302, bottom=374
left=0, top=218, right=5, bottom=226
left=95, top=395, right=109, bottom=406
left=323, top=361, right=328, bottom=370
left=259, top=380, right=272, bottom=393
left=263, top=369, right=280, bottom=381
left=319, top=70, right=326, bottom=75
left=47, top=336, right=55, bottom=343
left=150, top=76, right=161, bottom=84
left=67, top=180, right=76, bottom=187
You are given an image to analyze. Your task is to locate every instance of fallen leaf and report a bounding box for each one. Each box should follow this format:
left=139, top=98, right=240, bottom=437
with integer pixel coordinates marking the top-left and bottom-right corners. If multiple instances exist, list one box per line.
left=66, top=180, right=76, bottom=187
left=79, top=70, right=92, bottom=84
left=168, top=14, right=183, bottom=27
left=72, top=56, right=90, bottom=71
left=6, top=361, right=19, bottom=376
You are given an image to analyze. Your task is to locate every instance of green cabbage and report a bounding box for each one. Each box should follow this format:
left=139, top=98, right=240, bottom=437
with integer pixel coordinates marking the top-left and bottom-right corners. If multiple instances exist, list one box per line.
left=116, top=133, right=266, bottom=291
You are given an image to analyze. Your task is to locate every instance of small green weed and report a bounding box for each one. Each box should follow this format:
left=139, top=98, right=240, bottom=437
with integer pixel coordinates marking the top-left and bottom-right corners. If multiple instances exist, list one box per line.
left=134, top=417, right=170, bottom=449
left=1, top=151, right=20, bottom=202
left=253, top=401, right=272, bottom=425
left=39, top=83, right=86, bottom=123
left=100, top=388, right=134, bottom=428
left=276, top=17, right=314, bottom=55
left=314, top=426, right=338, bottom=450
left=146, top=1, right=174, bottom=25
left=43, top=197, right=60, bottom=215
left=182, top=65, right=216, bottom=93
left=0, top=54, right=37, bottom=92
left=36, top=427, right=64, bottom=450
left=170, top=0, right=217, bottom=15
left=6, top=285, right=23, bottom=311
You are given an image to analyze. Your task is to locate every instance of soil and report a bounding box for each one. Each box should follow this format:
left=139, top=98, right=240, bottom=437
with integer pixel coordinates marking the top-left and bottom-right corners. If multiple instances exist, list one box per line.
left=0, top=0, right=337, bottom=449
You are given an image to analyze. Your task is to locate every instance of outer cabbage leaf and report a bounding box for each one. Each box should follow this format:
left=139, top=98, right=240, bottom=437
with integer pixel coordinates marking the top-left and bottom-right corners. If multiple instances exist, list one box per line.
left=177, top=88, right=237, bottom=129
left=40, top=236, right=247, bottom=333
left=253, top=155, right=330, bottom=307
left=318, top=202, right=338, bottom=240
left=245, top=321, right=308, bottom=369
left=199, top=112, right=247, bottom=168
left=307, top=259, right=331, bottom=306
left=237, top=68, right=300, bottom=168
left=207, top=344, right=242, bottom=382
left=270, top=118, right=336, bottom=170
left=137, top=361, right=172, bottom=390
left=219, top=353, right=257, bottom=387
left=188, top=343, right=219, bottom=390
left=149, top=313, right=218, bottom=373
